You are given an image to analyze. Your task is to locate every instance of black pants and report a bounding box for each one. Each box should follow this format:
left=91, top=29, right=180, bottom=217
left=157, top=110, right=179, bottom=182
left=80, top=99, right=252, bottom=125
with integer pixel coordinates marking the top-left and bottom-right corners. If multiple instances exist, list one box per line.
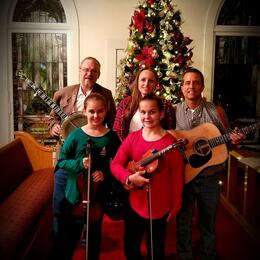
left=53, top=214, right=103, bottom=260
left=124, top=206, right=168, bottom=260
left=52, top=217, right=82, bottom=260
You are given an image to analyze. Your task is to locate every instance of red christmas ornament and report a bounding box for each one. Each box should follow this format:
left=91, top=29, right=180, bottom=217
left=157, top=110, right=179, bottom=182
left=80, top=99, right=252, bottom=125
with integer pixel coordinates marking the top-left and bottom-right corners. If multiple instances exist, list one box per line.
left=135, top=46, right=156, bottom=67
left=132, top=9, right=146, bottom=33
left=147, top=0, right=155, bottom=6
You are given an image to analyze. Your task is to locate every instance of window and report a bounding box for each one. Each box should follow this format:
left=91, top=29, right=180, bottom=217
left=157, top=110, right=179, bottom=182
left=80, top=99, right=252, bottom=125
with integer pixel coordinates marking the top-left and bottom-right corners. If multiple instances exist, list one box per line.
left=217, top=0, right=259, bottom=26
left=12, top=0, right=67, bottom=145
left=213, top=0, right=260, bottom=144
left=13, top=0, right=66, bottom=22
left=214, top=36, right=259, bottom=120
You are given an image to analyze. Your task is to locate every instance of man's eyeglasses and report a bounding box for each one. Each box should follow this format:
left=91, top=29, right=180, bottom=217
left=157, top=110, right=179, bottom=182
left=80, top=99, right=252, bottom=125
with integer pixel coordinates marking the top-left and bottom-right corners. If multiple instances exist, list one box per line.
left=80, top=68, right=99, bottom=74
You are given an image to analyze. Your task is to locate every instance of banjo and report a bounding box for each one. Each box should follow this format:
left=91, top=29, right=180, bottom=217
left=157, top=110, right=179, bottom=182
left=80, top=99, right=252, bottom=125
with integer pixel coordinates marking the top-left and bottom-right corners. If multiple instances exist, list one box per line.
left=16, top=70, right=87, bottom=142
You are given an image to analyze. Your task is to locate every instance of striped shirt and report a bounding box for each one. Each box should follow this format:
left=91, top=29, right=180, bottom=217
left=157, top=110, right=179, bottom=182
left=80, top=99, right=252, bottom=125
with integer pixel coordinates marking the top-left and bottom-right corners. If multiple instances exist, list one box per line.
left=175, top=100, right=226, bottom=134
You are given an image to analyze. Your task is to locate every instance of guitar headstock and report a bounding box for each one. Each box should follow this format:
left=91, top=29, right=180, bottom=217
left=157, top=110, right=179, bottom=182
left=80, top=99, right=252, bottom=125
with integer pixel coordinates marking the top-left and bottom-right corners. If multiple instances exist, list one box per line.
left=16, top=70, right=27, bottom=81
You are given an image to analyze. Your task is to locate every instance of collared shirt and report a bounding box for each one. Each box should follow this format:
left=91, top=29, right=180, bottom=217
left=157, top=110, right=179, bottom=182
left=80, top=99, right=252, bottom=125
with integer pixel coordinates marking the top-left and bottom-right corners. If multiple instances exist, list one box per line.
left=74, top=86, right=92, bottom=112
left=175, top=99, right=226, bottom=134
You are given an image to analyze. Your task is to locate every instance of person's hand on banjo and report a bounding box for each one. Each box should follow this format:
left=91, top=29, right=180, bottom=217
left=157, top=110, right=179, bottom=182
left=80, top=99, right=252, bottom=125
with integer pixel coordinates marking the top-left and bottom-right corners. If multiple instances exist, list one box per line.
left=51, top=123, right=61, bottom=137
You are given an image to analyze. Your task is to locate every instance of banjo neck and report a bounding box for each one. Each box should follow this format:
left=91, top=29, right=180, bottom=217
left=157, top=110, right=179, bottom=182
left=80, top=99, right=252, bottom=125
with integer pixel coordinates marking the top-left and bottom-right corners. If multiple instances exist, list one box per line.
left=16, top=70, right=68, bottom=122
left=24, top=78, right=68, bottom=122
left=16, top=70, right=87, bottom=142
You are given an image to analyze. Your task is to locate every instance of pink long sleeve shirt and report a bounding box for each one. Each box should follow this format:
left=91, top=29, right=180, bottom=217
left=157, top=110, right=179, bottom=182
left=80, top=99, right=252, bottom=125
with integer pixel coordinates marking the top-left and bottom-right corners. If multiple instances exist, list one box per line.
left=110, top=129, right=185, bottom=219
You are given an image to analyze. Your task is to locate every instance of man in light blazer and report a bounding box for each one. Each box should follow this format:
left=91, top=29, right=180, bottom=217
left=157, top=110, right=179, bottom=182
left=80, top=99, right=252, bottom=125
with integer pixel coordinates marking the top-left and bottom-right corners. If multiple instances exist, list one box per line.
left=48, top=56, right=116, bottom=138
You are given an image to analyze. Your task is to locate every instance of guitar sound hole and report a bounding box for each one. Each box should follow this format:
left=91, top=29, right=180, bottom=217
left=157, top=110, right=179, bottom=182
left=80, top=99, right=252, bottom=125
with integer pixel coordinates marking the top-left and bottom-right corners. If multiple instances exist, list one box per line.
left=193, top=138, right=211, bottom=156
left=189, top=152, right=212, bottom=168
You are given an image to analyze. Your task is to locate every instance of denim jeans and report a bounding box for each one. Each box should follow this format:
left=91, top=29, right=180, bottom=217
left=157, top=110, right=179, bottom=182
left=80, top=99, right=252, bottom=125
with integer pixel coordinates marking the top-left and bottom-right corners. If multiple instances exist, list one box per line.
left=52, top=168, right=69, bottom=236
left=176, top=174, right=220, bottom=260
left=52, top=168, right=103, bottom=260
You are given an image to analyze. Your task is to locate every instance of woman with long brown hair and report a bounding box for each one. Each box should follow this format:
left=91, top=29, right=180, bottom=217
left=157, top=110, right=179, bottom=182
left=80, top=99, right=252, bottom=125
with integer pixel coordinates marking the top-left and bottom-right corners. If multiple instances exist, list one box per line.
left=113, top=67, right=175, bottom=141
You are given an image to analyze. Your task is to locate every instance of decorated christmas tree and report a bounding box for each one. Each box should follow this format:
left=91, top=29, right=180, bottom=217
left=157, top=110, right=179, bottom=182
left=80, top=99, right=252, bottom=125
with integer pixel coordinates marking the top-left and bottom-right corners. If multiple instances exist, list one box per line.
left=115, top=0, right=194, bottom=105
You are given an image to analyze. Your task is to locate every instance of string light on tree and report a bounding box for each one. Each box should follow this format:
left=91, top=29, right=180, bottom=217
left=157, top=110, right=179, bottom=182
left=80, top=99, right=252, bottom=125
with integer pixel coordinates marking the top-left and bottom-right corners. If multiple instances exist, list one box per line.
left=115, top=0, right=194, bottom=105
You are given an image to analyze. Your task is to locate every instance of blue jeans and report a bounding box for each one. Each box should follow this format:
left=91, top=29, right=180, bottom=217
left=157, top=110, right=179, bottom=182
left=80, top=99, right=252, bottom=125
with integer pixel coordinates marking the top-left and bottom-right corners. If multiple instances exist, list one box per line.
left=52, top=168, right=103, bottom=260
left=52, top=168, right=69, bottom=236
left=176, top=174, right=220, bottom=260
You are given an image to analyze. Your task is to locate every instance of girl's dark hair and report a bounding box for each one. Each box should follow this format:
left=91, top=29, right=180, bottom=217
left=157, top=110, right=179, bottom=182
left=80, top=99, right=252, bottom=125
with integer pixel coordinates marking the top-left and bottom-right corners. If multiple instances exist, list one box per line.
left=83, top=93, right=107, bottom=110
left=139, top=93, right=164, bottom=111
left=125, top=67, right=158, bottom=120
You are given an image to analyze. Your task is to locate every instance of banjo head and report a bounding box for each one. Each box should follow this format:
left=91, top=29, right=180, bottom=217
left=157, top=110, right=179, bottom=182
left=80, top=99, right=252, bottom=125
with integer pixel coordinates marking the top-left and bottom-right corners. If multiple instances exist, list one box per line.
left=61, top=112, right=87, bottom=140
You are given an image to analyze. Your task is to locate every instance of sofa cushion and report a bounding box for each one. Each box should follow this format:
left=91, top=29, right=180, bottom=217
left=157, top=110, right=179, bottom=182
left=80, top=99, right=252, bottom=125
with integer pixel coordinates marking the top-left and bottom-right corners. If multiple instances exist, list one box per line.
left=0, top=139, right=33, bottom=204
left=0, top=168, right=54, bottom=259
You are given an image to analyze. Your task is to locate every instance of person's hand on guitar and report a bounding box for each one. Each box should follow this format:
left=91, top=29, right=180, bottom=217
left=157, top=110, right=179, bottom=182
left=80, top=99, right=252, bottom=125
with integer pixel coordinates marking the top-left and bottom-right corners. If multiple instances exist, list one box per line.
left=230, top=127, right=246, bottom=145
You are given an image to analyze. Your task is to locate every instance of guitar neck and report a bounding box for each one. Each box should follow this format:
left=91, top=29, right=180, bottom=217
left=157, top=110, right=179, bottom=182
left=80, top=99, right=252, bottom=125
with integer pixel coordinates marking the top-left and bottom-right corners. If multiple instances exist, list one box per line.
left=209, top=122, right=260, bottom=148
left=25, top=78, right=68, bottom=121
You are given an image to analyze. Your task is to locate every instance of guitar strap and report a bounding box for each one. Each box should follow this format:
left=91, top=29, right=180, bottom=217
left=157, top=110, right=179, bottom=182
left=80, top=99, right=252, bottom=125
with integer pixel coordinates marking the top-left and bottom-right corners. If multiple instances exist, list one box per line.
left=205, top=103, right=227, bottom=134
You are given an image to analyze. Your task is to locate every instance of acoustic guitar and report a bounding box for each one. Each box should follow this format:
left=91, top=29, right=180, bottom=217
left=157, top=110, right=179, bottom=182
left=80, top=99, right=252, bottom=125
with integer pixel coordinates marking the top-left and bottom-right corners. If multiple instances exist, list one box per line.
left=168, top=122, right=260, bottom=183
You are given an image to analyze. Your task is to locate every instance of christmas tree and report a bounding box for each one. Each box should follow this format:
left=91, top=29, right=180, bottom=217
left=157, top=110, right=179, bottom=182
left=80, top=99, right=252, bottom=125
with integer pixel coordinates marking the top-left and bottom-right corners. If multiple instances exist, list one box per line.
left=115, top=0, right=193, bottom=105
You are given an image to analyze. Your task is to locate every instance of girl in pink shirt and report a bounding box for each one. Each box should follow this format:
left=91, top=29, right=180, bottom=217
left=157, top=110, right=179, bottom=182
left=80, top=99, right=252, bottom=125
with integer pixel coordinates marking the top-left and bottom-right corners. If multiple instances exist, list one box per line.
left=111, top=94, right=185, bottom=260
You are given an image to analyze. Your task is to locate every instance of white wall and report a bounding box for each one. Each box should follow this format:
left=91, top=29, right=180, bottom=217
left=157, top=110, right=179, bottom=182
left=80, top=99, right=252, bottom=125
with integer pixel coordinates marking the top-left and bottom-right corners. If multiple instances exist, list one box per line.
left=0, top=0, right=220, bottom=146
left=73, top=0, right=138, bottom=91
left=72, top=0, right=219, bottom=97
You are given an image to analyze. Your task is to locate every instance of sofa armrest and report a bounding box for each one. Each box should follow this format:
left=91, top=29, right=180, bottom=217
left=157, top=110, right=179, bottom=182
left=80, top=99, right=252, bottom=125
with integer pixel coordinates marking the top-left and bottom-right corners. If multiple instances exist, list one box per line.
left=14, top=131, right=55, bottom=171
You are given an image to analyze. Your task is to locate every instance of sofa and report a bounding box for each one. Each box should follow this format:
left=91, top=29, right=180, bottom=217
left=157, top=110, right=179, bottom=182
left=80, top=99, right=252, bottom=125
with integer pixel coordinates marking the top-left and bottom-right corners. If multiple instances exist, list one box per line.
left=0, top=131, right=54, bottom=260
